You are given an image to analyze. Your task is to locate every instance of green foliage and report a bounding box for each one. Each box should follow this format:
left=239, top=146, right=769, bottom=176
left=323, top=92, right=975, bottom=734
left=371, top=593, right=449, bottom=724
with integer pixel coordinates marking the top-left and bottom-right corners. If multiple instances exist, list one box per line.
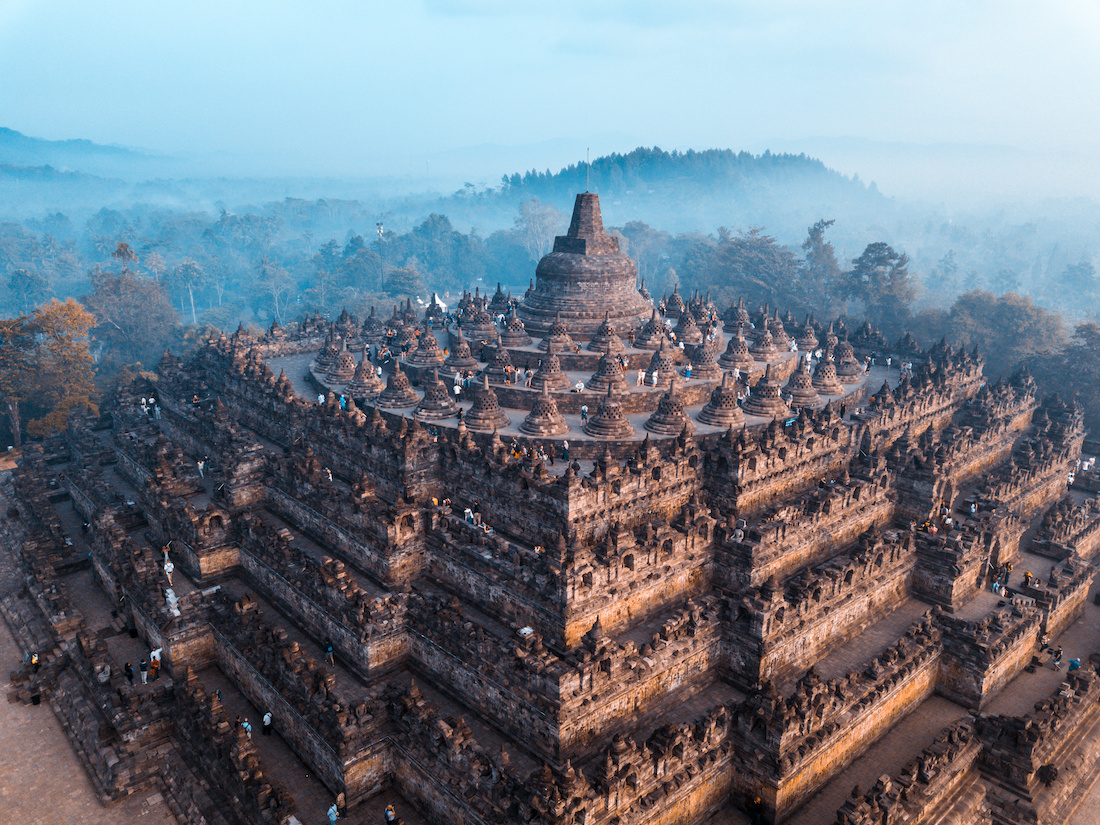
left=7, top=267, right=51, bottom=313
left=799, top=219, right=844, bottom=317
left=843, top=242, right=917, bottom=339
left=83, top=270, right=179, bottom=372
left=678, top=227, right=802, bottom=313
left=1029, top=322, right=1100, bottom=433
left=943, top=290, right=1064, bottom=379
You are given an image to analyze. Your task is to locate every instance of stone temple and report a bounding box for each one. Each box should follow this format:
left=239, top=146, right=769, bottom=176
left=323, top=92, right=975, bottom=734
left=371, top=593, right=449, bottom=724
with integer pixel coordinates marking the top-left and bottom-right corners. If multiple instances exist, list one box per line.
left=4, top=192, right=1100, bottom=825
left=517, top=192, right=653, bottom=338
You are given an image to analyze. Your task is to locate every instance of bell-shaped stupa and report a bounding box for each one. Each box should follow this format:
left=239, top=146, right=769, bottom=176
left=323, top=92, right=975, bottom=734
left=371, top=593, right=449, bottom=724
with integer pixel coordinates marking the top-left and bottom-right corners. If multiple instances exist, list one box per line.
left=583, top=386, right=635, bottom=439
left=520, top=384, right=569, bottom=436
left=375, top=362, right=421, bottom=408
left=742, top=363, right=792, bottom=419
left=697, top=371, right=746, bottom=427
left=464, top=375, right=511, bottom=431
left=414, top=368, right=459, bottom=420
left=518, top=193, right=651, bottom=339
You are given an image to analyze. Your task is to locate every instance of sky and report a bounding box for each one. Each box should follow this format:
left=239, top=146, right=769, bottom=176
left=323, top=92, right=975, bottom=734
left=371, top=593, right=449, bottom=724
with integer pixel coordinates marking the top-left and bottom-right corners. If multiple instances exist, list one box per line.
left=2, top=0, right=1099, bottom=199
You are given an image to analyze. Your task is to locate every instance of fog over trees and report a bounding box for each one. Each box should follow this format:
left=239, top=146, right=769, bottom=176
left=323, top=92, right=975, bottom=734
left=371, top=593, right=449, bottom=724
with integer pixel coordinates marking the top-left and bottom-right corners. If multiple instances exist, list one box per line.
left=0, top=143, right=1097, bottom=443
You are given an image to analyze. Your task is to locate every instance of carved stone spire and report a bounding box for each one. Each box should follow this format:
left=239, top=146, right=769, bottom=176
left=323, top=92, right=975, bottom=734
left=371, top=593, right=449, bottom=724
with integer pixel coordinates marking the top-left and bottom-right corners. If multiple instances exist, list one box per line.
left=343, top=348, right=385, bottom=400
left=685, top=336, right=722, bottom=381
left=718, top=324, right=757, bottom=372
left=520, top=384, right=569, bottom=436
left=632, top=307, right=667, bottom=351
left=812, top=347, right=845, bottom=395
left=443, top=329, right=479, bottom=371
left=375, top=362, right=421, bottom=408
left=499, top=309, right=532, bottom=348
left=698, top=371, right=746, bottom=427
left=405, top=322, right=445, bottom=367
left=742, top=363, right=792, bottom=419
left=783, top=355, right=825, bottom=410
left=645, top=338, right=679, bottom=389
left=539, top=312, right=576, bottom=353
left=588, top=343, right=629, bottom=394
left=530, top=343, right=572, bottom=393
left=464, top=375, right=510, bottom=431
left=587, top=310, right=625, bottom=353
left=583, top=387, right=635, bottom=439
left=414, top=368, right=459, bottom=420
left=645, top=378, right=693, bottom=435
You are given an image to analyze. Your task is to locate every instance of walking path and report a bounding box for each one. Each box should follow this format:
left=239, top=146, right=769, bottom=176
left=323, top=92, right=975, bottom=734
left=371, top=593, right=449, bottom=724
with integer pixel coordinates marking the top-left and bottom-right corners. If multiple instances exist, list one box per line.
left=0, top=619, right=177, bottom=825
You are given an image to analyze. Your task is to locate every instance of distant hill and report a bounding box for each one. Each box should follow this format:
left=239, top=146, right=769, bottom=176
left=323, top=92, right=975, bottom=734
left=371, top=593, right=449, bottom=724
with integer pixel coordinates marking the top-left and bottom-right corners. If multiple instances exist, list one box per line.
left=430, top=146, right=895, bottom=243
left=0, top=127, right=173, bottom=180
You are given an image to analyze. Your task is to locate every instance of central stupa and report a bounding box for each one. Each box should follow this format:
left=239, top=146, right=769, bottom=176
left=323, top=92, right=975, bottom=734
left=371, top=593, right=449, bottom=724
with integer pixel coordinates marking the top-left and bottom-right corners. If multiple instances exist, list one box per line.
left=517, top=192, right=652, bottom=339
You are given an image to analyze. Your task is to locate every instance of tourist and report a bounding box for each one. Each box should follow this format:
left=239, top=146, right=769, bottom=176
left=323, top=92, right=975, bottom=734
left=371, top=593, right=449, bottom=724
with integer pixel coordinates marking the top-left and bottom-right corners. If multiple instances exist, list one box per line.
left=324, top=640, right=335, bottom=666
left=241, top=717, right=252, bottom=739
left=124, top=662, right=134, bottom=685
left=149, top=657, right=160, bottom=682
left=1039, top=633, right=1050, bottom=653
left=263, top=710, right=273, bottom=736
left=384, top=804, right=397, bottom=823
left=1053, top=647, right=1063, bottom=669
left=573, top=380, right=584, bottom=393
left=197, top=459, right=205, bottom=479
left=1023, top=571, right=1033, bottom=587
left=580, top=405, right=588, bottom=423
left=562, top=441, right=569, bottom=462
left=139, top=658, right=148, bottom=684
left=637, top=369, right=645, bottom=386
left=1068, top=658, right=1081, bottom=673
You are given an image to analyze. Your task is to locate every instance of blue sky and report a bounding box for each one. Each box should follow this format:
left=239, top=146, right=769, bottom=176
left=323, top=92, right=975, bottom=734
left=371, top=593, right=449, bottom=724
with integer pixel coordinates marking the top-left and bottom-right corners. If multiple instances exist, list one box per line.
left=2, top=0, right=1098, bottom=196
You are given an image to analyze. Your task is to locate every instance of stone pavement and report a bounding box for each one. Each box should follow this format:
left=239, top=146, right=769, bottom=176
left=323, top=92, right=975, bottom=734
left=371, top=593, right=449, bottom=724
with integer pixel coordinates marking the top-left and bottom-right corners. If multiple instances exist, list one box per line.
left=0, top=619, right=177, bottom=825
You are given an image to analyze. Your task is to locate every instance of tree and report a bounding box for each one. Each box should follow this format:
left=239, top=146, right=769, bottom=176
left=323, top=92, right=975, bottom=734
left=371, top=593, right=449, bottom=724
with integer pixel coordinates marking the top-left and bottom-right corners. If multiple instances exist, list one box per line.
left=936, top=250, right=959, bottom=295
left=947, top=290, right=1063, bottom=378
left=844, top=242, right=917, bottom=338
left=255, top=262, right=294, bottom=324
left=685, top=227, right=801, bottom=312
left=514, top=198, right=566, bottom=263
left=25, top=299, right=98, bottom=438
left=310, top=239, right=342, bottom=310
left=1028, top=322, right=1100, bottom=434
left=111, top=242, right=137, bottom=272
left=0, top=316, right=34, bottom=448
left=386, top=261, right=426, bottom=299
left=84, top=271, right=179, bottom=370
left=167, top=259, right=206, bottom=324
left=7, top=268, right=51, bottom=313
left=619, top=221, right=673, bottom=286
left=799, top=219, right=842, bottom=316
left=1060, top=260, right=1097, bottom=304
left=144, top=251, right=166, bottom=283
